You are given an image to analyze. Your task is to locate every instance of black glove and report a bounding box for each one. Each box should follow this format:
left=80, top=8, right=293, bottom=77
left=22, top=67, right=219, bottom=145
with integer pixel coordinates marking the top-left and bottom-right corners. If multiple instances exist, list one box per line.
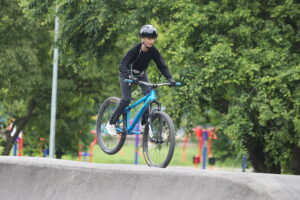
left=168, top=78, right=176, bottom=87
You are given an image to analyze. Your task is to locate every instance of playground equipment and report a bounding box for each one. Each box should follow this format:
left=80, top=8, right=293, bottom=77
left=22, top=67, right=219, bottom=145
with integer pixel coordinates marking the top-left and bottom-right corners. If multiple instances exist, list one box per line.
left=242, top=155, right=247, bottom=172
left=39, top=137, right=49, bottom=157
left=193, top=126, right=217, bottom=169
left=131, top=119, right=141, bottom=165
left=5, top=120, right=23, bottom=156
left=13, top=134, right=23, bottom=156
left=78, top=130, right=98, bottom=162
left=182, top=126, right=218, bottom=169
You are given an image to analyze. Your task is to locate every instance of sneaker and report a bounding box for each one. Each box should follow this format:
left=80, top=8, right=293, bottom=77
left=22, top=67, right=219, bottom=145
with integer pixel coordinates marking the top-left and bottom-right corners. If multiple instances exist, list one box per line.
left=106, top=122, right=117, bottom=136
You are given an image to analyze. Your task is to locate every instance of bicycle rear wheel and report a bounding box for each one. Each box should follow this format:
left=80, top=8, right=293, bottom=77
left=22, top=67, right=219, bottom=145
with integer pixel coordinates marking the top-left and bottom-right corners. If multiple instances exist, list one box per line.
left=142, top=110, right=175, bottom=168
left=96, top=97, right=126, bottom=155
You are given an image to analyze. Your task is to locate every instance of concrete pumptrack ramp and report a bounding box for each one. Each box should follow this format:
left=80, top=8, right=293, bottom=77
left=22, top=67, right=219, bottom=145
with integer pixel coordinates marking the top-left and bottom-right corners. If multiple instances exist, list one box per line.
left=0, top=157, right=299, bottom=200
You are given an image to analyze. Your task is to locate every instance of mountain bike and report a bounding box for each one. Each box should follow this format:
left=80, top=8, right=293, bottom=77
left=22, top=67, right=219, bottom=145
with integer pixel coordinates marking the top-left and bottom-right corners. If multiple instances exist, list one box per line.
left=96, top=78, right=181, bottom=168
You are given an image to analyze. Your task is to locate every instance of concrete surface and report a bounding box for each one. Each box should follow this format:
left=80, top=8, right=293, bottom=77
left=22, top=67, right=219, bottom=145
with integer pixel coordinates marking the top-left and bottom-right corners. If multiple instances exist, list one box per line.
left=0, top=156, right=299, bottom=200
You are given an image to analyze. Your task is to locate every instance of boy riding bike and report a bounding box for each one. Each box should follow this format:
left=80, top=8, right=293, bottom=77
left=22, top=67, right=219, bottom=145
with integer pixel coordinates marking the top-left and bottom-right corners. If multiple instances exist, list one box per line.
left=106, top=24, right=176, bottom=135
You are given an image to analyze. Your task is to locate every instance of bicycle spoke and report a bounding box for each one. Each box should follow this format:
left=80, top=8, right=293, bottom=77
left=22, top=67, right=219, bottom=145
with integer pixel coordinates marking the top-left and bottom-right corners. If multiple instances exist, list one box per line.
left=96, top=97, right=126, bottom=155
left=143, top=111, right=175, bottom=168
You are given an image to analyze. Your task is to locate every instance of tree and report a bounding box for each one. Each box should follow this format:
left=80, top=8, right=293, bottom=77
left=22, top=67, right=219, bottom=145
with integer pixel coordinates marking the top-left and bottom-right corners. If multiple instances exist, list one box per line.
left=15, top=0, right=145, bottom=156
left=160, top=0, right=300, bottom=174
left=7, top=0, right=133, bottom=156
left=8, top=0, right=300, bottom=174
left=0, top=0, right=52, bottom=155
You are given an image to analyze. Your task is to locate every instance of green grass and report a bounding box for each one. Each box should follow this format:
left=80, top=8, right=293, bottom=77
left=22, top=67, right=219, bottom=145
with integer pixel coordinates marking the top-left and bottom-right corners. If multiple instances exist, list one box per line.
left=5, top=136, right=243, bottom=170
left=62, top=137, right=242, bottom=169
left=63, top=137, right=146, bottom=165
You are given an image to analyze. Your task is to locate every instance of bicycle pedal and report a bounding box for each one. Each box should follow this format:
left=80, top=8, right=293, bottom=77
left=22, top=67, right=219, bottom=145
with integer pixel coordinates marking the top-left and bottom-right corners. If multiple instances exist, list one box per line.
left=158, top=139, right=164, bottom=144
left=149, top=137, right=164, bottom=144
left=117, top=128, right=127, bottom=136
left=117, top=132, right=123, bottom=136
left=149, top=138, right=156, bottom=143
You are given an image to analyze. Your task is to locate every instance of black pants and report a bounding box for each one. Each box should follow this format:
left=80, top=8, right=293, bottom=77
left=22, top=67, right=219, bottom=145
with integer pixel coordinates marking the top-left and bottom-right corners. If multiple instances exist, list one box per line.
left=109, top=73, right=151, bottom=125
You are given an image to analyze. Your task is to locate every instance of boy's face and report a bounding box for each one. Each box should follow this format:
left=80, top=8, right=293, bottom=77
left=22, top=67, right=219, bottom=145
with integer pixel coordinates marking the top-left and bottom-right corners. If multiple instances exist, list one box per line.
left=142, top=37, right=156, bottom=48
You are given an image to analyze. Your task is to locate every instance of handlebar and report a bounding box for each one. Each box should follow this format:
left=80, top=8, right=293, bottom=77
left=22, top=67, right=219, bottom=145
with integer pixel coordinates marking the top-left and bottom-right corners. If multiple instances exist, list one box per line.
left=124, top=79, right=182, bottom=87
left=175, top=82, right=182, bottom=87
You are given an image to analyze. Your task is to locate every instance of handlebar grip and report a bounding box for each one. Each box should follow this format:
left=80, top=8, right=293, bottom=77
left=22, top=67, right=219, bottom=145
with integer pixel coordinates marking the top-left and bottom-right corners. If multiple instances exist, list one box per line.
left=175, top=82, right=182, bottom=86
left=124, top=79, right=134, bottom=83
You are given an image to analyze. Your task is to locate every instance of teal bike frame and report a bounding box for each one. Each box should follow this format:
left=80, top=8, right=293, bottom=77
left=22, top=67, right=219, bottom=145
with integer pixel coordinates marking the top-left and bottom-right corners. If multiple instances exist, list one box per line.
left=116, top=89, right=157, bottom=135
left=115, top=79, right=180, bottom=135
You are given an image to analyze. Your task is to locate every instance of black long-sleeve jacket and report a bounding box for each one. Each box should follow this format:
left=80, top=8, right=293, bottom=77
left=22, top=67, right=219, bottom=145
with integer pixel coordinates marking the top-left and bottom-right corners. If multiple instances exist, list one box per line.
left=119, top=43, right=172, bottom=80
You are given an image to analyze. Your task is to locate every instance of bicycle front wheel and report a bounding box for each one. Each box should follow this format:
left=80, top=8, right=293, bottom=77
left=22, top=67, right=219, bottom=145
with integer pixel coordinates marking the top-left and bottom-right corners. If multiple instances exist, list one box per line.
left=142, top=110, right=175, bottom=168
left=96, top=97, right=126, bottom=155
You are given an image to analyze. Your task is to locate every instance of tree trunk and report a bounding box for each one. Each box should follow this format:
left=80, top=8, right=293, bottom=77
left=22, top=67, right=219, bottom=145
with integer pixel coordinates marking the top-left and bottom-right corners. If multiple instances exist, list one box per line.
left=267, top=161, right=281, bottom=174
left=247, top=139, right=281, bottom=174
left=2, top=125, right=24, bottom=156
left=1, top=99, right=35, bottom=155
left=247, top=143, right=267, bottom=172
left=2, top=133, right=15, bottom=156
left=292, top=145, right=300, bottom=175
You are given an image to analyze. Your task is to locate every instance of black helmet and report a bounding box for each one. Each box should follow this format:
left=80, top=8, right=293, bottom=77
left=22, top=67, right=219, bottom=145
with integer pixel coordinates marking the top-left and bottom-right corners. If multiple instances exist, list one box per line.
left=140, top=25, right=158, bottom=38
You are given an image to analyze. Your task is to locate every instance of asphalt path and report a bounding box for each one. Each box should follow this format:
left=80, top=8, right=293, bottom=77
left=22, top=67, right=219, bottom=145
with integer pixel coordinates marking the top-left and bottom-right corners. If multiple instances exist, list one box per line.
left=0, top=156, right=299, bottom=200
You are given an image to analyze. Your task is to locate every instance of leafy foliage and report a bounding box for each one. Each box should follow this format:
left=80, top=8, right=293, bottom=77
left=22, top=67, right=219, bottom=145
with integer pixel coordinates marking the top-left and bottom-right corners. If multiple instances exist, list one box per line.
left=1, top=0, right=299, bottom=173
left=161, top=0, right=300, bottom=173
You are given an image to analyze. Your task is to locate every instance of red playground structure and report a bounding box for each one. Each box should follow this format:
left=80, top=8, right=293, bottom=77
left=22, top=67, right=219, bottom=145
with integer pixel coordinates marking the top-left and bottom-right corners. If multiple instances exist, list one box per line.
left=182, top=126, right=218, bottom=169
left=78, top=130, right=98, bottom=162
